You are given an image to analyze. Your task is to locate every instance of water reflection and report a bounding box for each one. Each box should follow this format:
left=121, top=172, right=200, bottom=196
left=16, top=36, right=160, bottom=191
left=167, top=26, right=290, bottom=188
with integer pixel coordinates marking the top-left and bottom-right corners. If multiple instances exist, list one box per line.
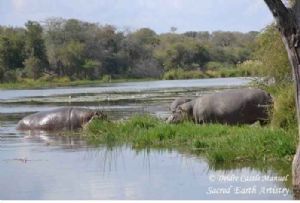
left=0, top=128, right=294, bottom=200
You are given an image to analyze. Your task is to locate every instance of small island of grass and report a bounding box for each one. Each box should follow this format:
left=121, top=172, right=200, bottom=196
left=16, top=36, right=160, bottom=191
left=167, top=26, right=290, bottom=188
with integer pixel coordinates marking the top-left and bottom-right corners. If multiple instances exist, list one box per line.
left=84, top=115, right=297, bottom=165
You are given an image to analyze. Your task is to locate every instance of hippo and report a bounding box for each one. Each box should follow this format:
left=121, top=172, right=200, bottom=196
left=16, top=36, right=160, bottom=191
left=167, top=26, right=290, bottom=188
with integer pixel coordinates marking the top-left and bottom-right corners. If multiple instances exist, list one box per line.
left=167, top=100, right=196, bottom=123
left=16, top=107, right=107, bottom=131
left=167, top=88, right=273, bottom=125
left=169, top=97, right=192, bottom=113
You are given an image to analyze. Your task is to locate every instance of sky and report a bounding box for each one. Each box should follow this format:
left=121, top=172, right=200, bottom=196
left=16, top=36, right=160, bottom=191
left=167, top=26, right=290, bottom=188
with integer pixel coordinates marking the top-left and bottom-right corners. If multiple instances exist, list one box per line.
left=0, top=0, right=274, bottom=33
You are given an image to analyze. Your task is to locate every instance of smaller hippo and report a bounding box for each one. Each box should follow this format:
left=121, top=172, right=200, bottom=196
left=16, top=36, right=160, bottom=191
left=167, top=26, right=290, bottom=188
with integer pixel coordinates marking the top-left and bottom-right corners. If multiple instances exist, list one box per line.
left=16, top=107, right=107, bottom=131
left=167, top=88, right=273, bottom=125
left=167, top=100, right=195, bottom=123
left=169, top=97, right=192, bottom=113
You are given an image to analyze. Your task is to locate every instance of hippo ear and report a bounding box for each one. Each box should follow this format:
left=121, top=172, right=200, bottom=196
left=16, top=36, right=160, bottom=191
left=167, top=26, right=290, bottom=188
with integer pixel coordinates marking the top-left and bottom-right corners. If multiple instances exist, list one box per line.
left=177, top=106, right=183, bottom=112
left=178, top=106, right=186, bottom=112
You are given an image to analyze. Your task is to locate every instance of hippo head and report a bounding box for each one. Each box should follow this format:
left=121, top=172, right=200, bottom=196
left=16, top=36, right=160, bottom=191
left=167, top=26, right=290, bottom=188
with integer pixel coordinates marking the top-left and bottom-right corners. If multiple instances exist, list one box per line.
left=166, top=107, right=189, bottom=124
left=91, top=110, right=107, bottom=122
left=81, top=110, right=108, bottom=127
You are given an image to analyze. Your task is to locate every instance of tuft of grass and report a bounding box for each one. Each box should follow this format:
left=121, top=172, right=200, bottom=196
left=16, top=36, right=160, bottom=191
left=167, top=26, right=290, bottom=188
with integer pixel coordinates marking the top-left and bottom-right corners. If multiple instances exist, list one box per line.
left=85, top=114, right=297, bottom=165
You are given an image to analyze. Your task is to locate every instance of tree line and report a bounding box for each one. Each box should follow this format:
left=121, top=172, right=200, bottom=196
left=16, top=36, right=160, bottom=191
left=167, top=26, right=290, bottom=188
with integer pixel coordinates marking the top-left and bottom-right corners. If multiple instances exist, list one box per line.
left=0, top=18, right=258, bottom=82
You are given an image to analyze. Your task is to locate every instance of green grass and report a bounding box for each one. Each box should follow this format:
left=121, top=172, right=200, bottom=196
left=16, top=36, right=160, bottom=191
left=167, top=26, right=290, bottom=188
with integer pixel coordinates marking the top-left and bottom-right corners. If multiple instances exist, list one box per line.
left=84, top=114, right=297, bottom=165
left=0, top=77, right=157, bottom=90
left=162, top=68, right=251, bottom=80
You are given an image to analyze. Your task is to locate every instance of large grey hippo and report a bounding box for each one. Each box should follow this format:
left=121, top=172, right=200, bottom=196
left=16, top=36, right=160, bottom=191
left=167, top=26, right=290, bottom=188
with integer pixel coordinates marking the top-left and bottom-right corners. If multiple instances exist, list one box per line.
left=167, top=88, right=273, bottom=125
left=16, top=107, right=107, bottom=131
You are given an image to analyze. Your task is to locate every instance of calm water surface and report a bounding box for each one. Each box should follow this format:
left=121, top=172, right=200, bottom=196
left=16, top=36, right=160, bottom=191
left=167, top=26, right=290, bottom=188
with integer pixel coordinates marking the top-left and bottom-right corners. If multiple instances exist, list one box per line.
left=0, top=78, right=294, bottom=200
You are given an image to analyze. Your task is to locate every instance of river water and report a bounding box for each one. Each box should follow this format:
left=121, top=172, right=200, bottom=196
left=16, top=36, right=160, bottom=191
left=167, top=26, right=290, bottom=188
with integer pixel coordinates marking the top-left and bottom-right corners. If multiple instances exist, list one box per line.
left=0, top=78, right=294, bottom=200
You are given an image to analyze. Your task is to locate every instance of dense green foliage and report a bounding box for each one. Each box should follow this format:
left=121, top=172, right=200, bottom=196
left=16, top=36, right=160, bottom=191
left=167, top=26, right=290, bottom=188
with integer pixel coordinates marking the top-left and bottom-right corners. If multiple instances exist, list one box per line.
left=85, top=115, right=297, bottom=164
left=241, top=25, right=291, bottom=83
left=0, top=18, right=257, bottom=83
left=247, top=25, right=297, bottom=130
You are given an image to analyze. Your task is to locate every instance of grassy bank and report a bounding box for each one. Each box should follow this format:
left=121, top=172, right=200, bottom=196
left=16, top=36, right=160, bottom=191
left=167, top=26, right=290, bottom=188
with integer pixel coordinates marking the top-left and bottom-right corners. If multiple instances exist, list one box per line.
left=0, top=67, right=253, bottom=89
left=85, top=115, right=297, bottom=165
left=0, top=77, right=156, bottom=90
left=163, top=68, right=251, bottom=80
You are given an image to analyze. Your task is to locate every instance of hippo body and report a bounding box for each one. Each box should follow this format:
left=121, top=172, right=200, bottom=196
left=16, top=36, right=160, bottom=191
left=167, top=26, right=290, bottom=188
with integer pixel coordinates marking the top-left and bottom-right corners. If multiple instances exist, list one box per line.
left=16, top=107, right=105, bottom=131
left=167, top=88, right=273, bottom=125
left=169, top=97, right=192, bottom=113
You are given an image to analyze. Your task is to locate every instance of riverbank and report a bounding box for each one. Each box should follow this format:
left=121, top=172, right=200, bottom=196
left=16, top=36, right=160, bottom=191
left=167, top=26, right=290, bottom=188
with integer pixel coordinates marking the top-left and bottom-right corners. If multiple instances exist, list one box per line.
left=0, top=68, right=252, bottom=90
left=84, top=115, right=297, bottom=165
left=0, top=77, right=157, bottom=90
left=163, top=68, right=250, bottom=80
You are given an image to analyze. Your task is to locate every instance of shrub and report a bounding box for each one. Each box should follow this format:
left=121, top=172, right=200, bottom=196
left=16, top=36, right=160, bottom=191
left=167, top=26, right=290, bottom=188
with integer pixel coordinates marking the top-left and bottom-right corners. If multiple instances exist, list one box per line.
left=236, top=60, right=263, bottom=76
left=102, top=74, right=112, bottom=82
left=3, top=70, right=17, bottom=83
left=205, top=61, right=229, bottom=70
left=271, top=84, right=297, bottom=130
left=163, top=69, right=205, bottom=80
left=23, top=56, right=43, bottom=79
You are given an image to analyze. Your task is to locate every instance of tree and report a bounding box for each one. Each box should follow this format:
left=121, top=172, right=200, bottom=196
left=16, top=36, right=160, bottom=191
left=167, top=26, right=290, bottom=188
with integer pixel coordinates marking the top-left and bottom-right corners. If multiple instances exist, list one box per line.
left=264, top=0, right=300, bottom=192
left=82, top=59, right=101, bottom=79
left=24, top=21, right=48, bottom=74
left=23, top=56, right=42, bottom=79
left=170, top=26, right=177, bottom=33
left=58, top=40, right=85, bottom=78
left=254, top=25, right=291, bottom=83
left=0, top=28, right=26, bottom=70
left=0, top=27, right=26, bottom=82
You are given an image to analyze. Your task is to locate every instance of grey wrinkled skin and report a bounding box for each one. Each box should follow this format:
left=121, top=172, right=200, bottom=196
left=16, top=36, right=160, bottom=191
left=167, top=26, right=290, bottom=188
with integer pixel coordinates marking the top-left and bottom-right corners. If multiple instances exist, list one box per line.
left=16, top=107, right=107, bottom=131
left=167, top=100, right=195, bottom=123
left=169, top=97, right=192, bottom=113
left=167, top=88, right=273, bottom=125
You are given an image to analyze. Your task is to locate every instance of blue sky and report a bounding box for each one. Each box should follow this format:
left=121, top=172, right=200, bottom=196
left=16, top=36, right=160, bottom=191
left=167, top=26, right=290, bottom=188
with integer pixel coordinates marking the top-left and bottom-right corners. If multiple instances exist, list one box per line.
left=0, top=0, right=273, bottom=33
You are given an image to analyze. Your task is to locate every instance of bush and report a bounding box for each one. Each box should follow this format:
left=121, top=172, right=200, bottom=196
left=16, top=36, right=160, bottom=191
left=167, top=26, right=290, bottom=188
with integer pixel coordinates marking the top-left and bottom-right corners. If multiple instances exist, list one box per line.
left=205, top=61, right=230, bottom=70
left=23, top=56, right=43, bottom=79
left=163, top=69, right=205, bottom=80
left=251, top=81, right=297, bottom=131
left=236, top=60, right=263, bottom=76
left=163, top=69, right=182, bottom=80
left=271, top=84, right=297, bottom=130
left=3, top=70, right=17, bottom=83
left=102, top=74, right=112, bottom=82
left=38, top=74, right=55, bottom=82
left=162, top=66, right=252, bottom=80
left=53, top=76, right=71, bottom=83
left=254, top=25, right=291, bottom=83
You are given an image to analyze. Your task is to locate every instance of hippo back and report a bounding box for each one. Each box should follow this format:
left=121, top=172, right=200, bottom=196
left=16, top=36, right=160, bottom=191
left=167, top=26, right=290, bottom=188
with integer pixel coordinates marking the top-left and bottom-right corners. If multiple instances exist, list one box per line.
left=193, top=88, right=272, bottom=124
left=16, top=107, right=95, bottom=131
